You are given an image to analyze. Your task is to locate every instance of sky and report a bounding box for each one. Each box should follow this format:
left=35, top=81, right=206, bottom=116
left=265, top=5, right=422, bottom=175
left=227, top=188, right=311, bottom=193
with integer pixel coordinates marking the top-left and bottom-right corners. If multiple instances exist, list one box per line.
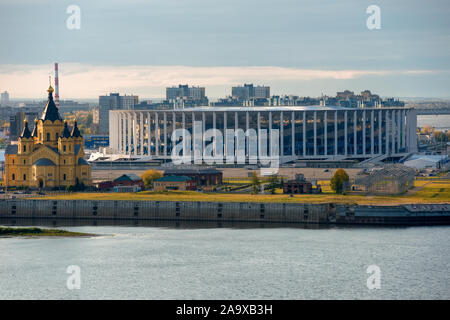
left=0, top=0, right=449, bottom=99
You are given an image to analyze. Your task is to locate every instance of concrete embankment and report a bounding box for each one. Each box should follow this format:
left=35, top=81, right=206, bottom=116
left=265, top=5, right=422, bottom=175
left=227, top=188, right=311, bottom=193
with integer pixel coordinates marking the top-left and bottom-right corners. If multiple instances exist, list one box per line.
left=0, top=199, right=449, bottom=226
left=0, top=199, right=333, bottom=224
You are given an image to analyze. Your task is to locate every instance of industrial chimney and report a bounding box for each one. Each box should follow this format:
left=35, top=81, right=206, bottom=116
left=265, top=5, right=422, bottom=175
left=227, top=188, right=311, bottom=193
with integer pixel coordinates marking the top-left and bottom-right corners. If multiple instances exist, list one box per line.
left=54, top=62, right=60, bottom=107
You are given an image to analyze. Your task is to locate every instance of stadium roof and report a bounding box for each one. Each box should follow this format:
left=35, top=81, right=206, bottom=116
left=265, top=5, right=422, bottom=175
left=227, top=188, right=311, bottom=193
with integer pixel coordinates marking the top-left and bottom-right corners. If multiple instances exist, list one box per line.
left=115, top=106, right=410, bottom=113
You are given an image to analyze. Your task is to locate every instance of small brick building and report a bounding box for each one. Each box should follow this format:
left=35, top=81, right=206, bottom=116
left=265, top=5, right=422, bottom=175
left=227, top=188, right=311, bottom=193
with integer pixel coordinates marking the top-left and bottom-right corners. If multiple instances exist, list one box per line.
left=283, top=174, right=316, bottom=194
left=163, top=167, right=222, bottom=186
left=98, top=173, right=144, bottom=191
left=153, top=175, right=196, bottom=191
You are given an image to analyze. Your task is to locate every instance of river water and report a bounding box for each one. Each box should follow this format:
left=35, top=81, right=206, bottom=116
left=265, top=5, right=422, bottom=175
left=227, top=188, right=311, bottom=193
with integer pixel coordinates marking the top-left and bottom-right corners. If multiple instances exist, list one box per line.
left=0, top=222, right=449, bottom=300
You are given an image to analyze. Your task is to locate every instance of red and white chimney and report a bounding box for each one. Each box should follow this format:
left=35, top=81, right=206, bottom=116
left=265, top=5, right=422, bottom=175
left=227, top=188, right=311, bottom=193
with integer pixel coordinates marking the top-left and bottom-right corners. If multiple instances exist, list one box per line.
left=54, top=62, right=60, bottom=107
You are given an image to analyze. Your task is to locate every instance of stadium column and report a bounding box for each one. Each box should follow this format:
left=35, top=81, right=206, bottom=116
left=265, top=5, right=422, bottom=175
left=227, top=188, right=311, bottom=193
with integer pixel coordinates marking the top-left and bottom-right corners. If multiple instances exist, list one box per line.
left=155, top=112, right=159, bottom=156
left=223, top=112, right=227, bottom=157
left=202, top=112, right=206, bottom=155
left=371, top=110, right=374, bottom=155
left=280, top=111, right=283, bottom=158
left=334, top=111, right=338, bottom=156
left=140, top=112, right=144, bottom=156
left=344, top=110, right=348, bottom=156
left=397, top=110, right=401, bottom=153
left=402, top=110, right=406, bottom=148
left=353, top=110, right=357, bottom=155
left=313, top=111, right=317, bottom=156
left=385, top=110, right=390, bottom=155
left=147, top=112, right=151, bottom=156
left=391, top=110, right=396, bottom=154
left=172, top=112, right=176, bottom=156
left=362, top=110, right=366, bottom=155
left=378, top=110, right=382, bottom=154
left=291, top=111, right=295, bottom=157
left=269, top=111, right=273, bottom=158
left=302, top=112, right=306, bottom=157
left=123, top=112, right=127, bottom=154
left=246, top=111, right=250, bottom=157
left=127, top=112, right=132, bottom=155
left=131, top=112, right=136, bottom=156
left=164, top=112, right=167, bottom=157
left=324, top=111, right=327, bottom=156
left=182, top=112, right=186, bottom=157
left=117, top=112, right=120, bottom=153
left=118, top=112, right=122, bottom=153
left=257, top=112, right=261, bottom=159
left=213, top=111, right=216, bottom=158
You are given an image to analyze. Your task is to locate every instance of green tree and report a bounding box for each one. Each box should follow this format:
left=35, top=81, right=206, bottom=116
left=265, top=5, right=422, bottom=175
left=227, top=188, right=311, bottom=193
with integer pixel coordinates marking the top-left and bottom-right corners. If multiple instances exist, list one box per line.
left=268, top=174, right=279, bottom=194
left=251, top=172, right=261, bottom=194
left=141, top=170, right=163, bottom=189
left=330, top=168, right=349, bottom=194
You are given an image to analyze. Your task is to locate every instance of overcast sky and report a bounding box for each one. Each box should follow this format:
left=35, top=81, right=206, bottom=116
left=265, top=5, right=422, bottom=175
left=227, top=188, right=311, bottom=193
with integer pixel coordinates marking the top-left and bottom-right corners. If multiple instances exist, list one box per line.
left=0, top=0, right=449, bottom=99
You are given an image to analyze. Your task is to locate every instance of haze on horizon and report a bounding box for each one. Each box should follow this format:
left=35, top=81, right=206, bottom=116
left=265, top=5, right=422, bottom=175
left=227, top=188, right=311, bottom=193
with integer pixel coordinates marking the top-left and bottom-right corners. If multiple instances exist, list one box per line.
left=0, top=0, right=449, bottom=99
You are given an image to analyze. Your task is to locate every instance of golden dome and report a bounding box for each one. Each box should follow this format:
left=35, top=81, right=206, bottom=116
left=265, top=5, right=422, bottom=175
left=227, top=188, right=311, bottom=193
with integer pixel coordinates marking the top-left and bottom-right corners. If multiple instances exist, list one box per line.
left=47, top=85, right=54, bottom=93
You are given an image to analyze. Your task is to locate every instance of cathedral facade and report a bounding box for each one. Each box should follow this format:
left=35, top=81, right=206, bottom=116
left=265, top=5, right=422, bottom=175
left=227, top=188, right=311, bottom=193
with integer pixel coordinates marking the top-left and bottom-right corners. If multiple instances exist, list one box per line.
left=4, top=85, right=91, bottom=189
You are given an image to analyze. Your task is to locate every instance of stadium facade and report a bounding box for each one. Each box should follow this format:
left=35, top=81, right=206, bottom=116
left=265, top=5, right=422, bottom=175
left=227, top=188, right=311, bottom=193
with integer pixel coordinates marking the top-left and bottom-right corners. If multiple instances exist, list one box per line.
left=109, top=106, right=417, bottom=163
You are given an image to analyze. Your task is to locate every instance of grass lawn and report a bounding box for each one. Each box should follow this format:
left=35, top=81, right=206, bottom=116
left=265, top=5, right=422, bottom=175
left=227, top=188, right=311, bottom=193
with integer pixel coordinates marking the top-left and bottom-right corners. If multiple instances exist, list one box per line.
left=34, top=180, right=450, bottom=205
left=0, top=227, right=94, bottom=237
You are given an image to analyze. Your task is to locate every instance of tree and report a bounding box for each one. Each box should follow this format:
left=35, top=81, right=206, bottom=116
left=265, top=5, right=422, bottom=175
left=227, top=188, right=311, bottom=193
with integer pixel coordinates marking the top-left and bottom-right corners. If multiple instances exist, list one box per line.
left=330, top=168, right=349, bottom=194
left=141, top=170, right=163, bottom=189
left=268, top=174, right=279, bottom=194
left=251, top=172, right=261, bottom=194
left=422, top=125, right=433, bottom=135
left=433, top=130, right=449, bottom=143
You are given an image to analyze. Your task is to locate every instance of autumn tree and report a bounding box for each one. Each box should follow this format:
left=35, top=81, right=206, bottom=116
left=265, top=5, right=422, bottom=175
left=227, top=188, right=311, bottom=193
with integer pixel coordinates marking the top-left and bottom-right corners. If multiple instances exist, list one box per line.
left=141, top=170, right=163, bottom=189
left=251, top=172, right=261, bottom=194
left=330, top=168, right=349, bottom=194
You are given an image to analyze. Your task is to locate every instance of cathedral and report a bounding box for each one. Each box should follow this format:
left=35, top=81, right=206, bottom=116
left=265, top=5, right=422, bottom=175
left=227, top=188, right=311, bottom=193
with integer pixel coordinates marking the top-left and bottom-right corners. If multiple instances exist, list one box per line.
left=4, top=84, right=91, bottom=189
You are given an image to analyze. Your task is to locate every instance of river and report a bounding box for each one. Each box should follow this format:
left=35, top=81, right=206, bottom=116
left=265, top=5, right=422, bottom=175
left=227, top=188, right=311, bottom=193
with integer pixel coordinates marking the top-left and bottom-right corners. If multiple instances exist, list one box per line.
left=0, top=222, right=449, bottom=299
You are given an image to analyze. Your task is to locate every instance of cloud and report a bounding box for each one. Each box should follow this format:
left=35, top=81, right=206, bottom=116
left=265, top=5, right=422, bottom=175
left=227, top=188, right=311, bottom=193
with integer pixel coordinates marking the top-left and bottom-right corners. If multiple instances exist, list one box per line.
left=0, top=63, right=444, bottom=99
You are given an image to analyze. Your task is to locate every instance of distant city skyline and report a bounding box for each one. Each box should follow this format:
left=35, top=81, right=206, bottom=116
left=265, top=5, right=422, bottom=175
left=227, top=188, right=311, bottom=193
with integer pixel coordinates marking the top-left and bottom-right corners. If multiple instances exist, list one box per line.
left=0, top=0, right=449, bottom=98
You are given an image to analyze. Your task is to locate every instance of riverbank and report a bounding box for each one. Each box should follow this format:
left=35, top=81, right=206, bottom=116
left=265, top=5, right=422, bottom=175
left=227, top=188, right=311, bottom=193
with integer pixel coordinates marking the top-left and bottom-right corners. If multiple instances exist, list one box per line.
left=0, top=226, right=94, bottom=237
left=30, top=182, right=450, bottom=205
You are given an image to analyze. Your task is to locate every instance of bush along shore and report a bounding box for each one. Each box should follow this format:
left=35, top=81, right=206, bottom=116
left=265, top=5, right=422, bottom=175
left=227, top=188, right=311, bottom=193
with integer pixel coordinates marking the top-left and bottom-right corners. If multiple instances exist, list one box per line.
left=0, top=226, right=95, bottom=237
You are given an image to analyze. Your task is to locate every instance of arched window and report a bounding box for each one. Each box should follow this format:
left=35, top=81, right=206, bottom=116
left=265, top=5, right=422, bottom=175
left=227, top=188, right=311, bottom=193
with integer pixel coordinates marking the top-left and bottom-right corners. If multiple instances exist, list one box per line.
left=63, top=174, right=66, bottom=181
left=12, top=173, right=15, bottom=180
left=56, top=133, right=59, bottom=140
left=63, top=145, right=66, bottom=152
left=23, top=145, right=26, bottom=152
left=47, top=133, right=50, bottom=141
left=23, top=174, right=26, bottom=181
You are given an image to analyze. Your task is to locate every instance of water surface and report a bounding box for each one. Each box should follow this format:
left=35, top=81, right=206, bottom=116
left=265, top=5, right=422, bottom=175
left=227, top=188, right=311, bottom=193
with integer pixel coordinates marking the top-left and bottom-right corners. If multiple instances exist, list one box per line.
left=1, top=222, right=449, bottom=300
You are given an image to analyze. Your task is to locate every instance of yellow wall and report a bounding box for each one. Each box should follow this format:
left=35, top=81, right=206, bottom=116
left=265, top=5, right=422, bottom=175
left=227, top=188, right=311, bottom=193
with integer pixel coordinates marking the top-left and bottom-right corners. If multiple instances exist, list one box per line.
left=4, top=122, right=92, bottom=189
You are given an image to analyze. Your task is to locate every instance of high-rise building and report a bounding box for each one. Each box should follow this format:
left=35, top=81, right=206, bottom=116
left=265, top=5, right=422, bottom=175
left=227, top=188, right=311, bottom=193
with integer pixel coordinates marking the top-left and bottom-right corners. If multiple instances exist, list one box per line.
left=98, top=93, right=138, bottom=134
left=166, top=85, right=206, bottom=101
left=1, top=91, right=10, bottom=105
left=9, top=111, right=39, bottom=141
left=166, top=85, right=208, bottom=107
left=232, top=84, right=270, bottom=101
